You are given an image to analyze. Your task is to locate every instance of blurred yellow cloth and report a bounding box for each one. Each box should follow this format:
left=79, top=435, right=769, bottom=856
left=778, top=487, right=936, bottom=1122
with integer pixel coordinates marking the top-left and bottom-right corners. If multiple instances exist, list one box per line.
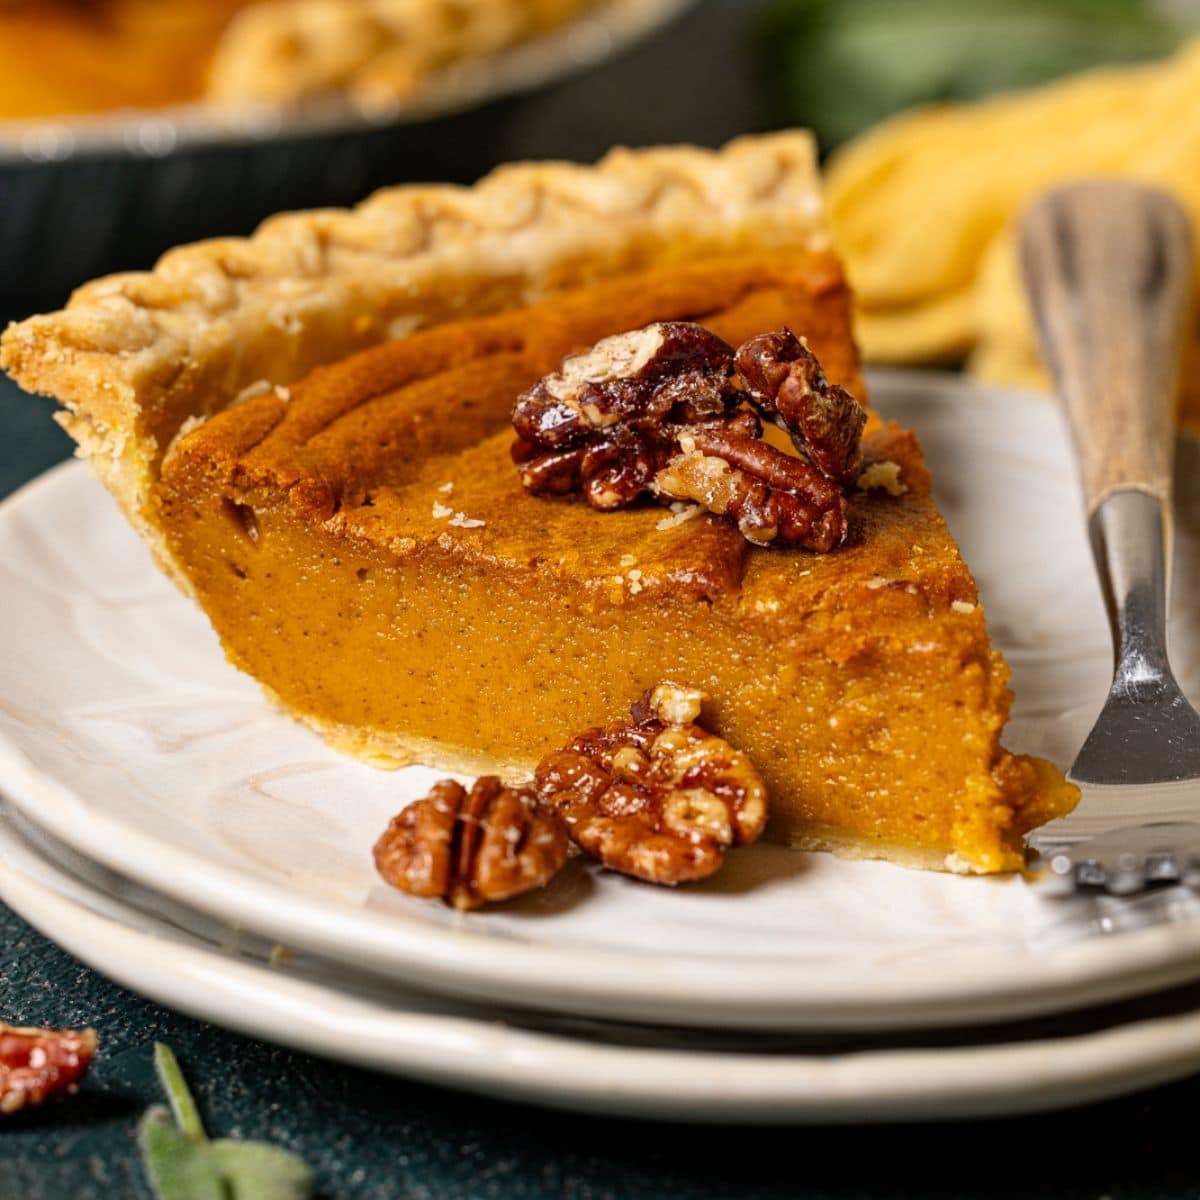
left=825, top=38, right=1200, bottom=415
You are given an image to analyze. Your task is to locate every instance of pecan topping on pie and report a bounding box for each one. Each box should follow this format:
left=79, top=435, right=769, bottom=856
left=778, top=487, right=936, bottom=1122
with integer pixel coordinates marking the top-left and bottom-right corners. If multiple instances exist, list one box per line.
left=374, top=777, right=569, bottom=910
left=513, top=323, right=864, bottom=550
left=735, top=328, right=867, bottom=484
left=512, top=321, right=740, bottom=510
left=653, top=411, right=848, bottom=551
left=0, top=1023, right=97, bottom=1116
left=534, top=682, right=769, bottom=885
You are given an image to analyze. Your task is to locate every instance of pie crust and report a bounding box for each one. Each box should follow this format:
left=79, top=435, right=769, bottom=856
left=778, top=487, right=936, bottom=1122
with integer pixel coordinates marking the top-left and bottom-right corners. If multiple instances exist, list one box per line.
left=208, top=0, right=603, bottom=106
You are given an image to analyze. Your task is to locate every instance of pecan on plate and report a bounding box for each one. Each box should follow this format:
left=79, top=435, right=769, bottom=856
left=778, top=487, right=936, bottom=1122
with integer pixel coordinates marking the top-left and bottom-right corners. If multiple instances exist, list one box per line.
left=512, top=322, right=739, bottom=510
left=735, top=328, right=867, bottom=484
left=0, top=1023, right=97, bottom=1116
left=374, top=777, right=569, bottom=910
left=653, top=411, right=848, bottom=551
left=535, top=683, right=769, bottom=885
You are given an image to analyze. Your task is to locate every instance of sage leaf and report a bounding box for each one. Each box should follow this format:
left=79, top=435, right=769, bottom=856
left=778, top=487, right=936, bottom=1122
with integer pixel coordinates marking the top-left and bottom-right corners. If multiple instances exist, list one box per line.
left=153, top=1044, right=206, bottom=1143
left=139, top=1045, right=314, bottom=1200
left=207, top=1140, right=315, bottom=1200
left=138, top=1107, right=225, bottom=1200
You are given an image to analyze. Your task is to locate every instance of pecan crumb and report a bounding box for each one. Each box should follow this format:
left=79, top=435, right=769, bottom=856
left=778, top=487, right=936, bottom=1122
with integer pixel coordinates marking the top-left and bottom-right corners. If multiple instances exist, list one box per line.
left=535, top=684, right=769, bottom=885
left=632, top=680, right=707, bottom=726
left=856, top=459, right=906, bottom=496
left=655, top=502, right=702, bottom=531
left=374, top=777, right=569, bottom=910
left=0, top=1023, right=97, bottom=1116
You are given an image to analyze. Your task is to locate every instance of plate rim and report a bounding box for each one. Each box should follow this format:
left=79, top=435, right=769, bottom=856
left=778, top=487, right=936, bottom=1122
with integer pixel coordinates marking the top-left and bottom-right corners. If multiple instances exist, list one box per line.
left=5, top=807, right=1200, bottom=1124
left=6, top=373, right=1200, bottom=1032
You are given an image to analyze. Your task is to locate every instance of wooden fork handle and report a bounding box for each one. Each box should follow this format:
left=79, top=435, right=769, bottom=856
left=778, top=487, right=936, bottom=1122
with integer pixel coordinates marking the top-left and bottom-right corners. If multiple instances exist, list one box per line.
left=1019, top=182, right=1194, bottom=513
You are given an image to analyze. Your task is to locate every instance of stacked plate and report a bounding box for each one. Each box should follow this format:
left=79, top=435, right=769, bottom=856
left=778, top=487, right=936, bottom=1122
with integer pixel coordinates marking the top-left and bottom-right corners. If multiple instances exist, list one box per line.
left=5, top=370, right=1200, bottom=1123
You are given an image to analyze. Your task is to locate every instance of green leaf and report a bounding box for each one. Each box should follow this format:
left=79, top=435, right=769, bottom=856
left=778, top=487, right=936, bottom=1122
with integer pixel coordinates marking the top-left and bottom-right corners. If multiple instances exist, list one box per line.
left=758, top=0, right=1194, bottom=150
left=138, top=1107, right=225, bottom=1200
left=153, top=1044, right=207, bottom=1144
left=139, top=1047, right=314, bottom=1200
left=208, top=1140, right=314, bottom=1200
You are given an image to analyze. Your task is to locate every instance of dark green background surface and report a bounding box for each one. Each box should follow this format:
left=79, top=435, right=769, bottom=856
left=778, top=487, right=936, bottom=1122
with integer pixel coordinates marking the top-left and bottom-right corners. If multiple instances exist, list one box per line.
left=3, top=3, right=1200, bottom=1196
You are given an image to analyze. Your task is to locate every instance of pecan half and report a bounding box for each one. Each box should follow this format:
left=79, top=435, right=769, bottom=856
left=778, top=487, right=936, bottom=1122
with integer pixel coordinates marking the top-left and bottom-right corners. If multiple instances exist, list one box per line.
left=512, top=322, right=739, bottom=509
left=652, top=412, right=849, bottom=551
left=1, top=1023, right=97, bottom=1116
left=735, top=328, right=867, bottom=484
left=374, top=777, right=569, bottom=910
left=534, top=683, right=769, bottom=885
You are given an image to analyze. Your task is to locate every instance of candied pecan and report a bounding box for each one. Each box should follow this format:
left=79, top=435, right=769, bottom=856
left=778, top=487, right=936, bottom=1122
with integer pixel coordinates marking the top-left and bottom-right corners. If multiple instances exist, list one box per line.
left=512, top=322, right=739, bottom=509
left=735, top=328, right=867, bottom=483
left=513, top=429, right=672, bottom=510
left=374, top=777, right=569, bottom=910
left=0, top=1023, right=97, bottom=1116
left=513, top=322, right=863, bottom=552
left=535, top=682, right=769, bottom=885
left=652, top=413, right=849, bottom=551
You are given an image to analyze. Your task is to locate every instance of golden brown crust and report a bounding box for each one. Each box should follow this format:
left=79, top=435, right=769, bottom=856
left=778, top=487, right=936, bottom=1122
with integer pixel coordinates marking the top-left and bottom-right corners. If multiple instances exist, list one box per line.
left=208, top=0, right=603, bottom=106
left=2, top=132, right=826, bottom=581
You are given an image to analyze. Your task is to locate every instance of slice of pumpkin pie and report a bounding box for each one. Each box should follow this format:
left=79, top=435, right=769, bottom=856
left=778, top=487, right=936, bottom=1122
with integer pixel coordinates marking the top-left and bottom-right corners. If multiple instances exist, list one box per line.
left=1, top=132, right=1077, bottom=873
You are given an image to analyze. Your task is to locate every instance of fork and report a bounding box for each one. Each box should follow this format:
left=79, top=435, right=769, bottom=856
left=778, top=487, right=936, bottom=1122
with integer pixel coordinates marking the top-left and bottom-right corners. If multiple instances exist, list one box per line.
left=1019, top=181, right=1198, bottom=895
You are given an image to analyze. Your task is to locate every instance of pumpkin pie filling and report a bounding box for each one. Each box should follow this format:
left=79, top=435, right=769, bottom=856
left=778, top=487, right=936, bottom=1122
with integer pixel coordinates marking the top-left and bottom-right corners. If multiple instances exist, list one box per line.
left=153, top=253, right=1076, bottom=873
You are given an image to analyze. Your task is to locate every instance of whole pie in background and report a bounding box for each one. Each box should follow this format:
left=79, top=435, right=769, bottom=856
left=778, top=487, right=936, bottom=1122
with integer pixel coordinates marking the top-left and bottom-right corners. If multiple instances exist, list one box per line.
left=0, top=0, right=602, bottom=119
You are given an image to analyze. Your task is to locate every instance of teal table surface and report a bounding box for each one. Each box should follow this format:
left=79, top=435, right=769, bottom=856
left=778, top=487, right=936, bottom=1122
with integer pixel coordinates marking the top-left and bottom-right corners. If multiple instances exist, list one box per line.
left=4, top=4, right=1200, bottom=1196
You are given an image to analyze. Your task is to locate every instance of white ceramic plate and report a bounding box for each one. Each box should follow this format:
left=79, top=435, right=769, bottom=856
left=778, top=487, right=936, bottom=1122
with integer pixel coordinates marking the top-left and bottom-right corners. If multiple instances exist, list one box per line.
left=7, top=807, right=1200, bottom=1123
left=4, top=371, right=1200, bottom=1031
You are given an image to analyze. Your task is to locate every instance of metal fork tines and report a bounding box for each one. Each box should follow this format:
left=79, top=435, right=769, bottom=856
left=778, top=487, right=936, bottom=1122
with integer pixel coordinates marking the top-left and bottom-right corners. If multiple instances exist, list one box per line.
left=1032, top=820, right=1200, bottom=897
left=1019, top=182, right=1198, bottom=896
left=1025, top=489, right=1200, bottom=894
